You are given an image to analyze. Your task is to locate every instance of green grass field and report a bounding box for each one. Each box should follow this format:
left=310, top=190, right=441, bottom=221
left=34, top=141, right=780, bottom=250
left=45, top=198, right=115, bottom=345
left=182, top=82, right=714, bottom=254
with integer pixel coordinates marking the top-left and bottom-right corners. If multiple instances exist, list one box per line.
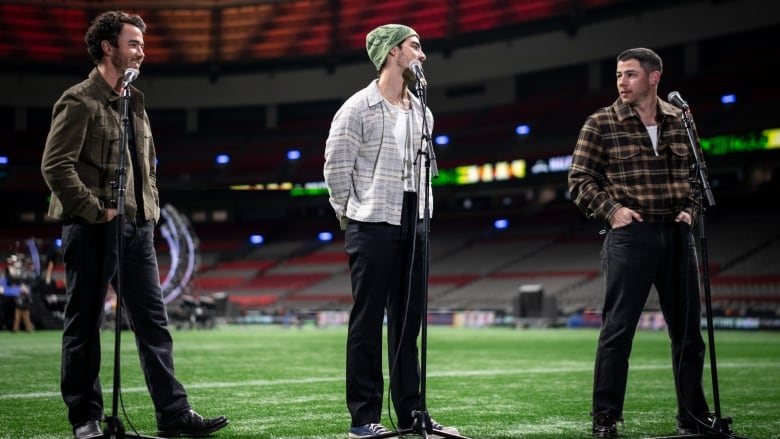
left=1, top=325, right=778, bottom=439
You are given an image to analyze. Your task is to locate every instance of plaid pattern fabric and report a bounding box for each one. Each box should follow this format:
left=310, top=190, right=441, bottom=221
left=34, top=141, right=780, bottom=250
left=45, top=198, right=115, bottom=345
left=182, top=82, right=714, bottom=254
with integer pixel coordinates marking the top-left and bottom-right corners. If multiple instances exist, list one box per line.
left=568, top=97, right=700, bottom=224
left=324, top=80, right=434, bottom=229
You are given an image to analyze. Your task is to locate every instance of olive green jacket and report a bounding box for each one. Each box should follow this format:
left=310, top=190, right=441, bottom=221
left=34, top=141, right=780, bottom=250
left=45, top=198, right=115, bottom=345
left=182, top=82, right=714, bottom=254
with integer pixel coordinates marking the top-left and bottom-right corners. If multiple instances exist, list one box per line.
left=41, top=68, right=160, bottom=223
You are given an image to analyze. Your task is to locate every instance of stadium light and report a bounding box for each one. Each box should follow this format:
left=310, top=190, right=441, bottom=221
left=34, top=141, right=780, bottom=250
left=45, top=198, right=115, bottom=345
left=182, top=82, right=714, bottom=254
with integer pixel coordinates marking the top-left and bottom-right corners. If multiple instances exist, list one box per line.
left=494, top=219, right=509, bottom=230
left=721, top=94, right=736, bottom=105
left=515, top=124, right=530, bottom=136
left=249, top=234, right=264, bottom=245
left=216, top=154, right=230, bottom=164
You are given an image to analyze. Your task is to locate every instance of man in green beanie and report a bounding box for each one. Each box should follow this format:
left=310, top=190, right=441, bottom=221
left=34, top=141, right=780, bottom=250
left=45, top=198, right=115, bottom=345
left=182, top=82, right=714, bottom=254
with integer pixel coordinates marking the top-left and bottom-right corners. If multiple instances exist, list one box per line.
left=324, top=24, right=460, bottom=438
left=365, top=23, right=417, bottom=72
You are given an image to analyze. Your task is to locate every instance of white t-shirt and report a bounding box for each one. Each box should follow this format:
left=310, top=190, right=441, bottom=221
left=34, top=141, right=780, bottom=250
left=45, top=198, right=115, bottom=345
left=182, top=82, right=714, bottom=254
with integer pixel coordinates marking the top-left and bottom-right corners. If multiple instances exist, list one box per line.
left=646, top=125, right=659, bottom=156
left=392, top=106, right=416, bottom=191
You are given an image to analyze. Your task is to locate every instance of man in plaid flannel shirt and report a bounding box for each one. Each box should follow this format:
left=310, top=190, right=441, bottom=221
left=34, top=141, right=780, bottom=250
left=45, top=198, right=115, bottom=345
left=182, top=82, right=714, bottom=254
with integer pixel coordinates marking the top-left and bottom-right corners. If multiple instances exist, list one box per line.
left=568, top=47, right=711, bottom=438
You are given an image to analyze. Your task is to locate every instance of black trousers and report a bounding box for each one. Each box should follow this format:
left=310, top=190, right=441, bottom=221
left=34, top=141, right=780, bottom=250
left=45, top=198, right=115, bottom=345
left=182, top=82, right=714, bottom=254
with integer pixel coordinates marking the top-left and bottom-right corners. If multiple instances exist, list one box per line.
left=60, top=220, right=189, bottom=426
left=593, top=221, right=709, bottom=420
left=344, top=192, right=426, bottom=428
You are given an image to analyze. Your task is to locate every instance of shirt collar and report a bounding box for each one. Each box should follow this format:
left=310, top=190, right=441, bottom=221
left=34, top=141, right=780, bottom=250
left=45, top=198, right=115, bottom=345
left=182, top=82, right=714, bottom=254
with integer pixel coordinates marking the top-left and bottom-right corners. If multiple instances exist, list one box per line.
left=87, top=67, right=144, bottom=105
left=366, top=79, right=421, bottom=111
left=612, top=96, right=680, bottom=122
left=88, top=67, right=119, bottom=103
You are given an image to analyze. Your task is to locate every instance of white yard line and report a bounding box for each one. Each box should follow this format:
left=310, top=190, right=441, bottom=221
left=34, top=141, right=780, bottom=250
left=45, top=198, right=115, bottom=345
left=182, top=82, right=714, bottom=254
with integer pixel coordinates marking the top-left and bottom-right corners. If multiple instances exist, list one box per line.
left=1, top=361, right=775, bottom=401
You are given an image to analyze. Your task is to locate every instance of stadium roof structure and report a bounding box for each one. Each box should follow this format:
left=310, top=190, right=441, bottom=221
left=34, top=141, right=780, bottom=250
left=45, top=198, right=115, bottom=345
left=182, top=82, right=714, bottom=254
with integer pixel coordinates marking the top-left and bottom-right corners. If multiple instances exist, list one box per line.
left=0, top=0, right=693, bottom=76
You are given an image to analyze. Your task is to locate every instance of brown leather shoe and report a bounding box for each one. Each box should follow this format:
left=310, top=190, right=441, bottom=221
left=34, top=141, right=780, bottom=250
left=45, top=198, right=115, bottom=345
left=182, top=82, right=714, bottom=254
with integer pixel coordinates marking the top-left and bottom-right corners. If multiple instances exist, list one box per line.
left=157, top=409, right=228, bottom=437
left=73, top=420, right=103, bottom=439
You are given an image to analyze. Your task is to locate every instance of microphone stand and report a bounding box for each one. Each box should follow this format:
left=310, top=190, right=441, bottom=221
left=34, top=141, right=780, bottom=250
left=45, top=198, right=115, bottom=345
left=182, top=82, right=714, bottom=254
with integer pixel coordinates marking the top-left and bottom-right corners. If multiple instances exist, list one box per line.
left=648, top=107, right=746, bottom=439
left=379, top=73, right=469, bottom=439
left=103, top=83, right=162, bottom=439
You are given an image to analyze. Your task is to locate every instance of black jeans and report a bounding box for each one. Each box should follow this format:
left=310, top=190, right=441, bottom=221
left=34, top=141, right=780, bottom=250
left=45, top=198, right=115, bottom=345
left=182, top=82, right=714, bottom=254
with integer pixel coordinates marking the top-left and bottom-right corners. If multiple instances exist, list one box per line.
left=592, top=221, right=709, bottom=421
left=344, top=192, right=426, bottom=428
left=60, top=220, right=189, bottom=426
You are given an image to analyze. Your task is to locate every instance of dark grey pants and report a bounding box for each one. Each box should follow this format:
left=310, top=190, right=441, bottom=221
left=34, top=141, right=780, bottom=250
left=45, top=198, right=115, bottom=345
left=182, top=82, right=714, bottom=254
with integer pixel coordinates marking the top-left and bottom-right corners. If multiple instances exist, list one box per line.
left=60, top=220, right=189, bottom=426
left=592, top=221, right=709, bottom=421
left=345, top=192, right=426, bottom=428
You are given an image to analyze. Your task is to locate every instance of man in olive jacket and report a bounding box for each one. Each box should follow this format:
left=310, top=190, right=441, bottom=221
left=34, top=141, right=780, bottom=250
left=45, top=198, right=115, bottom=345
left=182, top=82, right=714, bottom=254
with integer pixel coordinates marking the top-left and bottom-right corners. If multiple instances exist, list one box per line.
left=41, top=10, right=227, bottom=439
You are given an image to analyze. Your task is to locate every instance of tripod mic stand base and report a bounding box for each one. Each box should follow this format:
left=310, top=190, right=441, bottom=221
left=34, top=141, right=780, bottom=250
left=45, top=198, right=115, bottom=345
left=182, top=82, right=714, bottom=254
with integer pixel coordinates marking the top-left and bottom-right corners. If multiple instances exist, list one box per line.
left=103, top=415, right=164, bottom=439
left=646, top=434, right=749, bottom=439
left=376, top=410, right=472, bottom=439
left=104, top=434, right=164, bottom=439
left=377, top=428, right=472, bottom=439
left=645, top=415, right=749, bottom=439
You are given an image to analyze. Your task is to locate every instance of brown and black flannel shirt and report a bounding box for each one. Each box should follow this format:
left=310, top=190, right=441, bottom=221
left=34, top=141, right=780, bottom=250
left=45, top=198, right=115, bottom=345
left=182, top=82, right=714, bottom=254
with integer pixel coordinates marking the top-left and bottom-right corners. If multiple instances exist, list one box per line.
left=568, top=97, right=701, bottom=225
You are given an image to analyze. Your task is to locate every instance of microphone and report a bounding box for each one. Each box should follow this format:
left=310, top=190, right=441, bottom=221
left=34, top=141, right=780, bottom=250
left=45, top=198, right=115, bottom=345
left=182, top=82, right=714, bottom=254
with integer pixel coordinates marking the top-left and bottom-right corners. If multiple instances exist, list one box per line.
left=667, top=91, right=689, bottom=111
left=408, top=60, right=427, bottom=87
left=121, top=68, right=140, bottom=87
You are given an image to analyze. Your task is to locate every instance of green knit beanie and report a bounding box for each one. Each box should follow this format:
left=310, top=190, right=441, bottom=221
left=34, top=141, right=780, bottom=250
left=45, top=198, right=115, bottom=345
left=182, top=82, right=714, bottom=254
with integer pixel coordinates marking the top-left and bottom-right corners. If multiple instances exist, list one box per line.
left=366, top=24, right=418, bottom=71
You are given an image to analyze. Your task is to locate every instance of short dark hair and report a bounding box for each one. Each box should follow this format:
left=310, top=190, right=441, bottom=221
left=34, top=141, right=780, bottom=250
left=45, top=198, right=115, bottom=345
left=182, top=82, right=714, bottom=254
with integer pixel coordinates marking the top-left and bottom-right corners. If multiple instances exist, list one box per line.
left=85, top=10, right=146, bottom=64
left=617, top=47, right=663, bottom=74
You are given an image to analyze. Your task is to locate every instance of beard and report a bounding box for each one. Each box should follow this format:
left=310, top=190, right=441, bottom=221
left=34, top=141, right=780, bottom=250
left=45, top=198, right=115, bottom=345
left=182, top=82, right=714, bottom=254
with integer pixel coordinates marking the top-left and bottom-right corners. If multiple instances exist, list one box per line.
left=402, top=68, right=415, bottom=82
left=110, top=51, right=137, bottom=76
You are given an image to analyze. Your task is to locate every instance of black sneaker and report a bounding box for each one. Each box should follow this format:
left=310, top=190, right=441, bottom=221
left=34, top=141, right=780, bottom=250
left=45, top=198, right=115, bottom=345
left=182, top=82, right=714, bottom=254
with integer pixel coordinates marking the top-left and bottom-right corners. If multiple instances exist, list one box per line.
left=676, top=413, right=725, bottom=435
left=592, top=413, right=619, bottom=438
